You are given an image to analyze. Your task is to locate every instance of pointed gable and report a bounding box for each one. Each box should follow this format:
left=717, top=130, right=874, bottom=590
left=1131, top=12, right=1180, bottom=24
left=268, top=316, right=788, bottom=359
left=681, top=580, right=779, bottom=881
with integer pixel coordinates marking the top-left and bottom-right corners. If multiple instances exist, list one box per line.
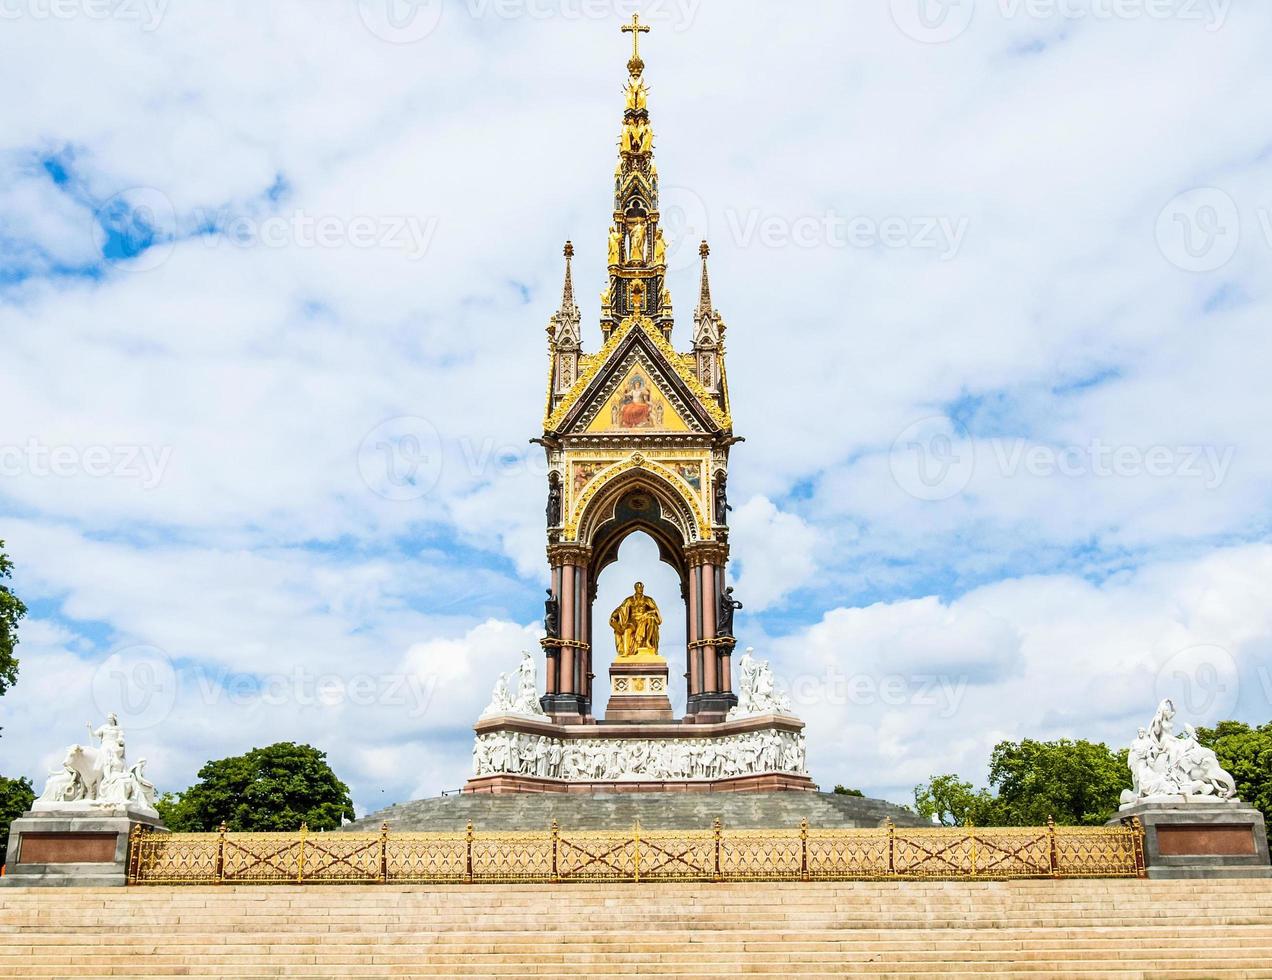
left=545, top=317, right=729, bottom=437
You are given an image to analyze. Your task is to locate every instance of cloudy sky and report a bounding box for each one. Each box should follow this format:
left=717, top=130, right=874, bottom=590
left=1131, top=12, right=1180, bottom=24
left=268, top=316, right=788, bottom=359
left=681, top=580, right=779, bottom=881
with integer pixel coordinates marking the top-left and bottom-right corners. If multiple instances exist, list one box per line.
left=2, top=0, right=1270, bottom=815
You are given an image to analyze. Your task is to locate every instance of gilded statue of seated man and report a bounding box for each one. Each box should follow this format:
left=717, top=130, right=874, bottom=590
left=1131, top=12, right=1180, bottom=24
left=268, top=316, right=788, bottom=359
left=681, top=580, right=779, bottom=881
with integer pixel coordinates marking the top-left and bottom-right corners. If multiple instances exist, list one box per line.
left=610, top=581, right=662, bottom=659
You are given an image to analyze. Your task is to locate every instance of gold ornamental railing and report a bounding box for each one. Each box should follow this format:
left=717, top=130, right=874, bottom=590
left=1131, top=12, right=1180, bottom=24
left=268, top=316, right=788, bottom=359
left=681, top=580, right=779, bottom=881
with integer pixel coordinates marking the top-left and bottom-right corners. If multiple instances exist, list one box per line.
left=128, top=817, right=1145, bottom=884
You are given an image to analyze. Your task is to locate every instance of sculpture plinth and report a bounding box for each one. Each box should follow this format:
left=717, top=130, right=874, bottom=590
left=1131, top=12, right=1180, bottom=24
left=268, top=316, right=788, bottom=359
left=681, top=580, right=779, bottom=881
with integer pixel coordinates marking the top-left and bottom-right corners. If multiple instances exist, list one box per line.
left=1, top=806, right=166, bottom=888
left=465, top=712, right=813, bottom=794
left=1110, top=800, right=1271, bottom=879
left=606, top=656, right=673, bottom=722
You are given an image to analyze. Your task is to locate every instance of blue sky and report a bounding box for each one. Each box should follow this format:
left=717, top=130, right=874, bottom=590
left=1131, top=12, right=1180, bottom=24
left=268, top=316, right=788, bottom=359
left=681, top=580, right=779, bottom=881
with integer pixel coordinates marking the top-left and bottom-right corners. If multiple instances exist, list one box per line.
left=2, top=0, right=1271, bottom=813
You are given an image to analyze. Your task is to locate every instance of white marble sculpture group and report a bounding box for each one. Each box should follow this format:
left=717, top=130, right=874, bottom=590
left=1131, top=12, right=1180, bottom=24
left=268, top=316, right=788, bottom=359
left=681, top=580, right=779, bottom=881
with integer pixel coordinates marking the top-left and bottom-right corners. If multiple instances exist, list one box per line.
left=727, top=649, right=792, bottom=719
left=473, top=728, right=807, bottom=781
left=1120, top=697, right=1238, bottom=809
left=479, top=651, right=547, bottom=719
left=34, top=713, right=159, bottom=818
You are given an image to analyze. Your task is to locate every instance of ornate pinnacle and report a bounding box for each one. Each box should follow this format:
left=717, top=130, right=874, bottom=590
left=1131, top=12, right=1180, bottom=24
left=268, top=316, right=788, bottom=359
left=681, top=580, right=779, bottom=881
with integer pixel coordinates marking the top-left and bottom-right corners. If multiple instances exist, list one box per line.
left=622, top=13, right=650, bottom=76
left=696, top=240, right=713, bottom=315
left=560, top=241, right=576, bottom=310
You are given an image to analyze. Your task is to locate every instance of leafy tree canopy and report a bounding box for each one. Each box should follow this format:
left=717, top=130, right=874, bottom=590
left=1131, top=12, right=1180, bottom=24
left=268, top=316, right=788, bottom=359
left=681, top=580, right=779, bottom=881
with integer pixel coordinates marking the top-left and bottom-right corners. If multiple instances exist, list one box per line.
left=1196, top=721, right=1272, bottom=822
left=0, top=776, right=35, bottom=868
left=157, top=742, right=355, bottom=832
left=832, top=785, right=864, bottom=797
left=915, top=738, right=1128, bottom=827
left=0, top=541, right=27, bottom=698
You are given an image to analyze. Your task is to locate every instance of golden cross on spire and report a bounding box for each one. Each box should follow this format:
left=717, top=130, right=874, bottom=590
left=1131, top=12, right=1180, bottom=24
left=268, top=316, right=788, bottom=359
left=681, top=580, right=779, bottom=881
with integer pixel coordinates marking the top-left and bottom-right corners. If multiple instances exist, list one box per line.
left=622, top=13, right=650, bottom=65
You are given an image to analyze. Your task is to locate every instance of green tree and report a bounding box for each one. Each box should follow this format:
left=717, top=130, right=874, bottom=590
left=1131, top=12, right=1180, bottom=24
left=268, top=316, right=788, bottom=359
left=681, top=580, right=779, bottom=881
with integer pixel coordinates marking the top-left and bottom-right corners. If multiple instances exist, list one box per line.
left=0, top=541, right=28, bottom=867
left=1196, top=721, right=1272, bottom=822
left=832, top=785, right=864, bottom=797
left=987, top=738, right=1128, bottom=826
left=159, top=742, right=354, bottom=832
left=0, top=541, right=27, bottom=698
left=915, top=738, right=1128, bottom=827
left=914, top=773, right=1002, bottom=826
left=0, top=776, right=35, bottom=868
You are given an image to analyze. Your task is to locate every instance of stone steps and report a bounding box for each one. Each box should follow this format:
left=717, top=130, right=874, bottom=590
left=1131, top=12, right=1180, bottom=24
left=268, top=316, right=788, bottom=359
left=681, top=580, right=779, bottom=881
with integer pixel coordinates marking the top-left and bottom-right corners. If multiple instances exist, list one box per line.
left=343, top=790, right=926, bottom=831
left=7, top=880, right=1272, bottom=977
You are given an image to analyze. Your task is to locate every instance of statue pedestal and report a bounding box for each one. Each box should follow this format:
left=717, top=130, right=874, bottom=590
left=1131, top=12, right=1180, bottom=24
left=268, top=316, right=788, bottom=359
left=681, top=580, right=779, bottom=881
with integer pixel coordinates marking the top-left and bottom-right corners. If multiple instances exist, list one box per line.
left=466, top=713, right=813, bottom=793
left=1110, top=800, right=1271, bottom=879
left=1, top=807, right=167, bottom=887
left=606, top=656, right=673, bottom=722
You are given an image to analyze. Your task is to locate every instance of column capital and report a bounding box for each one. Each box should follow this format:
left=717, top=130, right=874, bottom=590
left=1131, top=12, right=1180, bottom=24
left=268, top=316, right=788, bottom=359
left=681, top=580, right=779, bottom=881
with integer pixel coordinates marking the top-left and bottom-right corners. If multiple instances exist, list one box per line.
left=684, top=541, right=729, bottom=567
left=547, top=543, right=593, bottom=566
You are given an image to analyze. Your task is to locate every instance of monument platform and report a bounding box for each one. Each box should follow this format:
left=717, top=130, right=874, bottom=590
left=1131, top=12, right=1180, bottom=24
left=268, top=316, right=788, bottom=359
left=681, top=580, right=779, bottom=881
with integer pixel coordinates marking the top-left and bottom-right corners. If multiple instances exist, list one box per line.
left=344, top=789, right=923, bottom=832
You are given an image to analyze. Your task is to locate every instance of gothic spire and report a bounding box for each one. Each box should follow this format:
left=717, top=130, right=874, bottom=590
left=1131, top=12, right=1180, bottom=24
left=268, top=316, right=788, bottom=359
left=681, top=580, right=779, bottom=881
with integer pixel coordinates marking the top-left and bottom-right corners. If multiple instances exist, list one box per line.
left=549, top=241, right=581, bottom=352
left=560, top=240, right=577, bottom=313
left=602, top=14, right=671, bottom=341
left=695, top=241, right=713, bottom=318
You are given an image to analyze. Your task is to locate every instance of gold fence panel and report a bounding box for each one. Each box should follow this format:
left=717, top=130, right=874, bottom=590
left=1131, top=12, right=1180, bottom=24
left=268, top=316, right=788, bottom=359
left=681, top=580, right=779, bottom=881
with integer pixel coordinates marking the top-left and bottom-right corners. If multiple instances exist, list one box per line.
left=805, top=828, right=891, bottom=879
left=128, top=819, right=1147, bottom=885
left=129, top=831, right=219, bottom=884
left=1055, top=823, right=1145, bottom=878
left=556, top=828, right=640, bottom=881
left=717, top=829, right=803, bottom=880
left=891, top=826, right=1051, bottom=878
left=385, top=831, right=469, bottom=883
left=469, top=830, right=554, bottom=883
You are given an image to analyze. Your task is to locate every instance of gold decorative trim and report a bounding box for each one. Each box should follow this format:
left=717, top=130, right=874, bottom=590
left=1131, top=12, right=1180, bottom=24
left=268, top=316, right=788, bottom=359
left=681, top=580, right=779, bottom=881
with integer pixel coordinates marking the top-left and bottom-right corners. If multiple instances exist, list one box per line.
left=547, top=543, right=593, bottom=565
left=685, top=541, right=729, bottom=566
left=565, top=453, right=710, bottom=541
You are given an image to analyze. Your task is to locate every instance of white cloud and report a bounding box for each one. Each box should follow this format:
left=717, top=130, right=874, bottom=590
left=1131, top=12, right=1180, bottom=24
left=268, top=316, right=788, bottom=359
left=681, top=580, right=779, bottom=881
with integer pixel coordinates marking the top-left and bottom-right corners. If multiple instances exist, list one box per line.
left=768, top=544, right=1272, bottom=804
left=1, top=2, right=1271, bottom=817
left=727, top=495, right=819, bottom=611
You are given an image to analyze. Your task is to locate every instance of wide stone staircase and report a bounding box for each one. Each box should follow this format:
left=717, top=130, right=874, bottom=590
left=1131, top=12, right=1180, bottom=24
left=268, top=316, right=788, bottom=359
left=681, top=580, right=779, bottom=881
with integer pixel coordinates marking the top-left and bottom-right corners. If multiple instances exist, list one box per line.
left=5, top=879, right=1272, bottom=977
left=343, top=790, right=925, bottom=831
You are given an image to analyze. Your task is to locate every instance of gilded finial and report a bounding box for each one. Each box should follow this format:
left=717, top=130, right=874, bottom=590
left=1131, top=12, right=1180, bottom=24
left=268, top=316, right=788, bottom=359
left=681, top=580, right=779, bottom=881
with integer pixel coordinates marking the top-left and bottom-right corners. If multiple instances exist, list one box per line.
left=699, top=240, right=710, bottom=258
left=622, top=13, right=650, bottom=76
left=564, top=240, right=574, bottom=259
